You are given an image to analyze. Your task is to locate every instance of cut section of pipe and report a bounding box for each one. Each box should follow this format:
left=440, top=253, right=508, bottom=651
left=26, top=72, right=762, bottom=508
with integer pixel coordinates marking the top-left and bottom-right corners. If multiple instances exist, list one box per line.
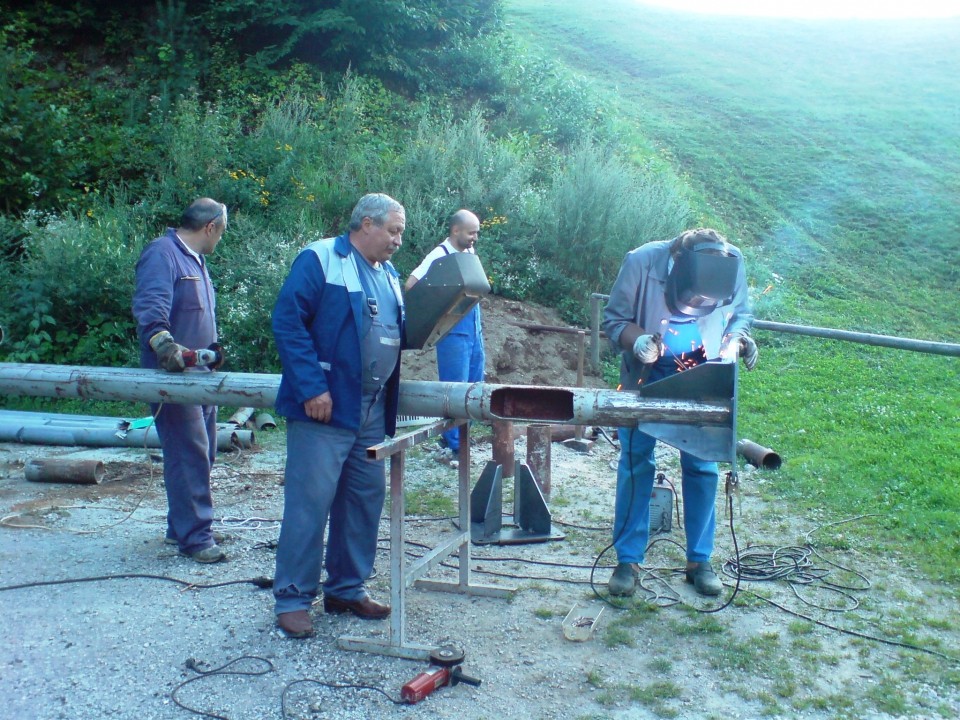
left=737, top=439, right=782, bottom=470
left=25, top=458, right=105, bottom=484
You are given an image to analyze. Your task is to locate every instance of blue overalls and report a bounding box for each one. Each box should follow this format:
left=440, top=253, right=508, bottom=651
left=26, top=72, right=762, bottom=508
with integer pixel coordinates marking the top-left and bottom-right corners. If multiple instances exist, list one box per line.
left=435, top=250, right=485, bottom=451
left=132, top=230, right=219, bottom=554
left=273, top=242, right=402, bottom=612
left=613, top=316, right=718, bottom=566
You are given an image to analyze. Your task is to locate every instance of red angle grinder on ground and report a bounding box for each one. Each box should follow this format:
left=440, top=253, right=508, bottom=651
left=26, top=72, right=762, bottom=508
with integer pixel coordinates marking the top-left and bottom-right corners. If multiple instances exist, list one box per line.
left=401, top=646, right=481, bottom=704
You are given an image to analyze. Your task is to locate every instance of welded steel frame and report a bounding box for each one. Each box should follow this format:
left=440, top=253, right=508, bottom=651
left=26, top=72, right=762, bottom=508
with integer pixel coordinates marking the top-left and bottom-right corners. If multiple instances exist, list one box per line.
left=337, top=418, right=513, bottom=660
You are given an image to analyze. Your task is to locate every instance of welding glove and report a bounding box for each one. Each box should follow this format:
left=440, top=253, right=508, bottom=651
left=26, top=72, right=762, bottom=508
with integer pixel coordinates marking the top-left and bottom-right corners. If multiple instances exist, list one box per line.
left=632, top=334, right=662, bottom=364
left=149, top=330, right=186, bottom=372
left=737, top=335, right=759, bottom=370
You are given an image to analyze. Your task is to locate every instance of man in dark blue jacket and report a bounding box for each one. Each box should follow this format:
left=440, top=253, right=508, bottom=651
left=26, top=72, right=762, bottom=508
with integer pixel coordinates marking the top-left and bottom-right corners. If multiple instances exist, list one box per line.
left=272, top=193, right=406, bottom=638
left=132, top=198, right=228, bottom=564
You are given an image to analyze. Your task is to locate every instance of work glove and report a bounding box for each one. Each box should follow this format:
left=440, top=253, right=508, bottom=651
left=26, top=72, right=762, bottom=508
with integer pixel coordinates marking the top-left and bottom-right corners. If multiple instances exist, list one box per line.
left=149, top=330, right=186, bottom=372
left=733, top=335, right=759, bottom=370
left=739, top=335, right=758, bottom=370
left=632, top=334, right=662, bottom=364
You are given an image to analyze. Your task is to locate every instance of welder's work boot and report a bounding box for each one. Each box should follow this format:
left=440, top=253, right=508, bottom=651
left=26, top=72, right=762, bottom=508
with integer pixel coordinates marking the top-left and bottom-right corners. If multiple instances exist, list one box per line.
left=179, top=544, right=227, bottom=564
left=685, top=562, right=723, bottom=596
left=277, top=610, right=314, bottom=639
left=165, top=531, right=228, bottom=546
left=608, top=562, right=638, bottom=596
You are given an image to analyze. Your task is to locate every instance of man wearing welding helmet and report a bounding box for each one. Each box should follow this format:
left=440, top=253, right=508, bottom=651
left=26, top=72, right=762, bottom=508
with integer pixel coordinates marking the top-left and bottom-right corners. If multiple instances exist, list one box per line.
left=603, top=228, right=758, bottom=597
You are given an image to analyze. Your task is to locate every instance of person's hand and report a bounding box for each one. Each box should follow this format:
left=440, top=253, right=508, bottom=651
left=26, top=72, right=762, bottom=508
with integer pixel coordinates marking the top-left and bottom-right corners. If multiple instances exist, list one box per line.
left=632, top=334, right=662, bottom=364
left=738, top=335, right=758, bottom=370
left=723, top=334, right=759, bottom=370
left=149, top=331, right=186, bottom=372
left=304, top=392, right=333, bottom=423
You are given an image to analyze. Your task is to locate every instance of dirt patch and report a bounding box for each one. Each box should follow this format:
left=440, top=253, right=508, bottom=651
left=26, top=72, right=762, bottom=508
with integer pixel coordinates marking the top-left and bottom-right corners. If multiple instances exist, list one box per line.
left=401, top=294, right=607, bottom=388
left=0, top=295, right=957, bottom=719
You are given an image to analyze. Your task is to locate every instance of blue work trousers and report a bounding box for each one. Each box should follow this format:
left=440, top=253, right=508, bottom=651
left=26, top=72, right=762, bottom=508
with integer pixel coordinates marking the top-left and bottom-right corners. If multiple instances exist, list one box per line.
left=613, top=426, right=719, bottom=565
left=152, top=402, right=217, bottom=553
left=273, top=392, right=387, bottom=615
left=436, top=330, right=485, bottom=451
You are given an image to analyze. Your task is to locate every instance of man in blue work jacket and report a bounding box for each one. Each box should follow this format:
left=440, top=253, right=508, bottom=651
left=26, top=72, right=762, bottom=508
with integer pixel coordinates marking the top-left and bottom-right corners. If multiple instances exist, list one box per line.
left=132, top=198, right=228, bottom=564
left=405, top=209, right=485, bottom=460
left=272, top=193, right=406, bottom=639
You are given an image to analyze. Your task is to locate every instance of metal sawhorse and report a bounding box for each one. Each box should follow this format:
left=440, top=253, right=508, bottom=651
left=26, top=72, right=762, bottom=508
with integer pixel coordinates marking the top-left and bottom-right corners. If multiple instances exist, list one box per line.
left=338, top=419, right=513, bottom=660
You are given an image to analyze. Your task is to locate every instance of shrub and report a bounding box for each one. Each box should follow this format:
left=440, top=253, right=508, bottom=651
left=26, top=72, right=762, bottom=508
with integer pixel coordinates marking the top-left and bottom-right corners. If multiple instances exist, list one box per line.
left=532, top=139, right=692, bottom=322
left=0, top=197, right=145, bottom=366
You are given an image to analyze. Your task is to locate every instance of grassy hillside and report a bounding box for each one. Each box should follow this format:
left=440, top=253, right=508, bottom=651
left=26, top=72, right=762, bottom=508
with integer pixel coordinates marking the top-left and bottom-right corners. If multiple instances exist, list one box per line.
left=506, top=0, right=959, bottom=581
left=507, top=0, right=959, bottom=334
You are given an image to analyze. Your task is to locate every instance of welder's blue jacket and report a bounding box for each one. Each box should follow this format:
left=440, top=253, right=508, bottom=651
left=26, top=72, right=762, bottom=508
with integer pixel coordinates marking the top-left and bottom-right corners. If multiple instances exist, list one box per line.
left=603, top=239, right=753, bottom=386
left=272, top=234, right=405, bottom=436
left=132, top=228, right=217, bottom=369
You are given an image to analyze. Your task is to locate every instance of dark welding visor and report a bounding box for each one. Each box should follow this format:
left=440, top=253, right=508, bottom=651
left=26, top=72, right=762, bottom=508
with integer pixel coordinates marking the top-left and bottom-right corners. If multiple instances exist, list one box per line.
left=666, top=240, right=741, bottom=317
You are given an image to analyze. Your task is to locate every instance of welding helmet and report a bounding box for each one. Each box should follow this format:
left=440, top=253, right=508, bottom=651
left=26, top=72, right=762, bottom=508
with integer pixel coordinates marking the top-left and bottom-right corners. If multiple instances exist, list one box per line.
left=666, top=235, right=742, bottom=318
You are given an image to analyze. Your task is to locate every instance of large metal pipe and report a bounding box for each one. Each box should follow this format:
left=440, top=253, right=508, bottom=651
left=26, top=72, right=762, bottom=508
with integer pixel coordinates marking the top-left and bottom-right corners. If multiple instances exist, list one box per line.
left=0, top=421, right=245, bottom=453
left=0, top=363, right=280, bottom=408
left=0, top=363, right=731, bottom=428
left=399, top=379, right=730, bottom=427
left=751, top=320, right=960, bottom=357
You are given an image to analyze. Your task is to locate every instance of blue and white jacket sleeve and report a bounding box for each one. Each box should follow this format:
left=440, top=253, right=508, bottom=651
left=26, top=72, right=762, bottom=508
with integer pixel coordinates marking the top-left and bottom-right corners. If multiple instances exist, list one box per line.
left=272, top=251, right=330, bottom=404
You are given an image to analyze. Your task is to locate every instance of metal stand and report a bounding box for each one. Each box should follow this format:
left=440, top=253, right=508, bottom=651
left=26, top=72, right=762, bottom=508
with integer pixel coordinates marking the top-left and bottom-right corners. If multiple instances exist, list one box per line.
left=469, top=461, right=565, bottom=545
left=338, top=420, right=513, bottom=660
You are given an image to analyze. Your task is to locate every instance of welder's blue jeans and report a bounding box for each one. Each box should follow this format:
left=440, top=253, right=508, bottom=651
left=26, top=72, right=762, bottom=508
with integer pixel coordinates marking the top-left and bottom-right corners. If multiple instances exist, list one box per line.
left=274, top=392, right=387, bottom=615
left=436, top=330, right=485, bottom=451
left=613, top=426, right=719, bottom=565
left=152, top=402, right=218, bottom=554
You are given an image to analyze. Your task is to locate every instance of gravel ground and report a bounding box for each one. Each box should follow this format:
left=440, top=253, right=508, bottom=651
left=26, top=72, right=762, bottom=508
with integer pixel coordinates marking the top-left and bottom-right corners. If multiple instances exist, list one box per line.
left=1, top=421, right=958, bottom=720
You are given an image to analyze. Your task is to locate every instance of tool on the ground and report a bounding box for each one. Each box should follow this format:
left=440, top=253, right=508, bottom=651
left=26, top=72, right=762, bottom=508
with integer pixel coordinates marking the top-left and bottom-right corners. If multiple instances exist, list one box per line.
left=400, top=646, right=481, bottom=704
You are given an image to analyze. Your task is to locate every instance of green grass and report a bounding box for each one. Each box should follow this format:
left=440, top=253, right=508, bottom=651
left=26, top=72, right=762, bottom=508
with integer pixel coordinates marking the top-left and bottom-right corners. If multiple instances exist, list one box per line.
left=506, top=0, right=960, bottom=586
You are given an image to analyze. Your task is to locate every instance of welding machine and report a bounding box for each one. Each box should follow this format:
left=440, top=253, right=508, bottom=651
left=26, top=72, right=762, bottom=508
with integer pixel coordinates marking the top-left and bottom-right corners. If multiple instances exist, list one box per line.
left=649, top=472, right=674, bottom=534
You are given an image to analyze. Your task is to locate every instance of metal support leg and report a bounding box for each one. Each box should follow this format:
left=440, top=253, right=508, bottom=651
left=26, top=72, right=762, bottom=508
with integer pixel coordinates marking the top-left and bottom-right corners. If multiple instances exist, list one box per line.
left=339, top=420, right=511, bottom=660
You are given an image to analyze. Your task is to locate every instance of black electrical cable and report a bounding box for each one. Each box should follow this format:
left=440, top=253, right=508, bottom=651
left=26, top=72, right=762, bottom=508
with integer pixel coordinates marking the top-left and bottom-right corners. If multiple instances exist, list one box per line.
left=0, top=573, right=273, bottom=593
left=595, top=426, right=619, bottom=449
left=742, top=589, right=959, bottom=664
left=281, top=678, right=408, bottom=716
left=171, top=656, right=275, bottom=720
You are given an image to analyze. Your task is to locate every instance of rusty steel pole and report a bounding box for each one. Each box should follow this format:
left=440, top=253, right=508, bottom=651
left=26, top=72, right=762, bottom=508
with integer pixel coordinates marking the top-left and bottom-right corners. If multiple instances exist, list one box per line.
left=491, top=420, right=515, bottom=479
left=574, top=331, right=586, bottom=442
left=526, top=423, right=552, bottom=497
